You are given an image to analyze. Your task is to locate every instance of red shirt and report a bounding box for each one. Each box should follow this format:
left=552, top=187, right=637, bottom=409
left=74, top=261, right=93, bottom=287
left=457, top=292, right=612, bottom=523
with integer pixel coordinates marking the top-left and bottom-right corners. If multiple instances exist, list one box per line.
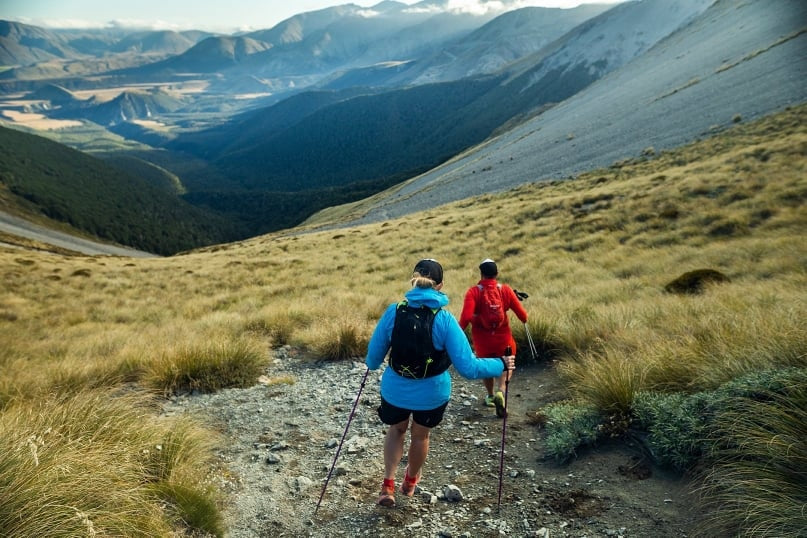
left=459, top=278, right=528, bottom=357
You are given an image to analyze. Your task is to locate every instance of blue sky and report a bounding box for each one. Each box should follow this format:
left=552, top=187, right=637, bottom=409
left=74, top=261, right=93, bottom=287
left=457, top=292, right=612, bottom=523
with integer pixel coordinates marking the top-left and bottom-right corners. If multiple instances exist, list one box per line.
left=2, top=0, right=623, bottom=33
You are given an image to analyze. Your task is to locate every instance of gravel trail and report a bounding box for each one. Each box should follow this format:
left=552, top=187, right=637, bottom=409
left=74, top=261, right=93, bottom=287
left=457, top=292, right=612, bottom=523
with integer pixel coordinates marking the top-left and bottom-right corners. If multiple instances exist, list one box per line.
left=163, top=347, right=700, bottom=537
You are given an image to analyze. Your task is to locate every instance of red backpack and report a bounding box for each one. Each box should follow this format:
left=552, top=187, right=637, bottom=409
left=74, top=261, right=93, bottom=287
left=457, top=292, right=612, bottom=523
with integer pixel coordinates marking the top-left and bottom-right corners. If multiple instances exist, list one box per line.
left=477, top=283, right=506, bottom=330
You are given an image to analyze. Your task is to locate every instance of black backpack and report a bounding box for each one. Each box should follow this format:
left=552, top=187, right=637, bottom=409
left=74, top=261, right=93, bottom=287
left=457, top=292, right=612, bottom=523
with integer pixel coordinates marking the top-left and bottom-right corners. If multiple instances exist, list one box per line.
left=389, top=301, right=450, bottom=379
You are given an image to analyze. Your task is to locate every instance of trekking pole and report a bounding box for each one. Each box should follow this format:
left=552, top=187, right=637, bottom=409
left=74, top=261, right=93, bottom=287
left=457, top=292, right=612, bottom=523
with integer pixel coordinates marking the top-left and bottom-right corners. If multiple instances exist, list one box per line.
left=497, top=346, right=512, bottom=512
left=314, top=366, right=370, bottom=516
left=524, top=322, right=538, bottom=361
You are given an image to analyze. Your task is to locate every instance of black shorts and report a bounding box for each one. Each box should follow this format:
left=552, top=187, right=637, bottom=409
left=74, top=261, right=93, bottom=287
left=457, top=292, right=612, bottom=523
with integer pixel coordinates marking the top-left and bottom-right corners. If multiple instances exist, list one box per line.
left=377, top=396, right=449, bottom=428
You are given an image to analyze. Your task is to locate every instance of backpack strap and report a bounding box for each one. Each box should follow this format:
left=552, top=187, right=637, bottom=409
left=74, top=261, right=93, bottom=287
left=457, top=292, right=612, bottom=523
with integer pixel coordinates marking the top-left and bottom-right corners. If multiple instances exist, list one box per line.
left=398, top=299, right=441, bottom=316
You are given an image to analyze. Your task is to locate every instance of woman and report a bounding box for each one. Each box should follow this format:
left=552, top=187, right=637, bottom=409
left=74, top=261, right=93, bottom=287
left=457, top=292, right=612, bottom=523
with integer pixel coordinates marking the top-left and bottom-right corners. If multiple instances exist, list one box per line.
left=365, top=258, right=515, bottom=507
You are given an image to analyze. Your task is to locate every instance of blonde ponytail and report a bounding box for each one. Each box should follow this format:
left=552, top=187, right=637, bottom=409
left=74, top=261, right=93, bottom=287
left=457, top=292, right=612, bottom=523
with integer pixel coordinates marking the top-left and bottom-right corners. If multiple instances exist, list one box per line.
left=411, top=273, right=436, bottom=289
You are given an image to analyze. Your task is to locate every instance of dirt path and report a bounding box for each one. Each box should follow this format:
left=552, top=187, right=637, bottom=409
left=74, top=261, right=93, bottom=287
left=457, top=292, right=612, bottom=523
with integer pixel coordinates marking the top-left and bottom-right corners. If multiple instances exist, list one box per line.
left=163, top=349, right=701, bottom=537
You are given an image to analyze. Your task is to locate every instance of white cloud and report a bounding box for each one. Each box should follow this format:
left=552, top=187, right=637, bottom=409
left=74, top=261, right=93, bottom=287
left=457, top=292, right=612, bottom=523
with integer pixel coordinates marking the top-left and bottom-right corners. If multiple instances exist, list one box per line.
left=402, top=0, right=615, bottom=17
left=356, top=9, right=381, bottom=18
left=447, top=0, right=506, bottom=16
left=105, top=19, right=187, bottom=30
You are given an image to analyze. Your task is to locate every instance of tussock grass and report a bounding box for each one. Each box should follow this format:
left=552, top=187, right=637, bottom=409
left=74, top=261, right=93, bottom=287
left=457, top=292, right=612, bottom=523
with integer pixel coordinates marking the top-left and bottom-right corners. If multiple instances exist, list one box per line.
left=0, top=104, right=805, bottom=534
left=698, top=381, right=807, bottom=538
left=0, top=390, right=222, bottom=537
left=560, top=346, right=648, bottom=416
left=308, top=319, right=373, bottom=361
left=144, top=337, right=266, bottom=394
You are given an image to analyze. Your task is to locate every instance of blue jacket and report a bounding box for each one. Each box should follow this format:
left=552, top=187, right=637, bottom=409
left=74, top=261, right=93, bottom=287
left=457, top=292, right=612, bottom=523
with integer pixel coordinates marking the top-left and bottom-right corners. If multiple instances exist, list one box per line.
left=365, top=286, right=505, bottom=411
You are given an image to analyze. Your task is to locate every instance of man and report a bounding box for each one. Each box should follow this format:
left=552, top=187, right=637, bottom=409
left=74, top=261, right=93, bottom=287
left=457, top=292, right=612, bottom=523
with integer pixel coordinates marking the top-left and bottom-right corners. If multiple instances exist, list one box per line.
left=459, top=259, right=528, bottom=418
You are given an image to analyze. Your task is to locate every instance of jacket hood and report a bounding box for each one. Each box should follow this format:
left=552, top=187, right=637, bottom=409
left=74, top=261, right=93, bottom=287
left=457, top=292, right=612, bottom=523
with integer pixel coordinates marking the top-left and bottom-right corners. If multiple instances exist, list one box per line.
left=404, top=286, right=449, bottom=309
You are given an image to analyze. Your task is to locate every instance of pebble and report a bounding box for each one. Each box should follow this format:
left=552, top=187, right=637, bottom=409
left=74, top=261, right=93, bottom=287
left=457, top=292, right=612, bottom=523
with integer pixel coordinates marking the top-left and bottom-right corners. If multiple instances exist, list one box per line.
left=443, top=484, right=464, bottom=502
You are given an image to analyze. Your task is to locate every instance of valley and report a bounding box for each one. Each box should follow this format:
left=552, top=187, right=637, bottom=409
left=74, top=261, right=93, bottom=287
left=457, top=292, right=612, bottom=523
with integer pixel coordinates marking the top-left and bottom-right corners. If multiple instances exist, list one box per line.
left=12, top=1, right=782, bottom=250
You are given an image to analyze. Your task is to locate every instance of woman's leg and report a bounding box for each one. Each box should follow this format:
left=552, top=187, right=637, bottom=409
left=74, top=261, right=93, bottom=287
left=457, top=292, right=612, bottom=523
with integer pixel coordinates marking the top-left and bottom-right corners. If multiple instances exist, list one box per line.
left=383, top=418, right=410, bottom=480
left=405, top=421, right=432, bottom=479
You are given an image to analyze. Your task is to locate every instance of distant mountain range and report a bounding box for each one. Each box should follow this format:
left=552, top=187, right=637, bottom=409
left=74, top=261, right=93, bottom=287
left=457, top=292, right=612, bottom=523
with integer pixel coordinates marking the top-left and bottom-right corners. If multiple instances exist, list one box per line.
left=1, top=3, right=608, bottom=93
left=166, top=0, right=716, bottom=193
left=0, top=0, right=804, bottom=253
left=0, top=20, right=211, bottom=78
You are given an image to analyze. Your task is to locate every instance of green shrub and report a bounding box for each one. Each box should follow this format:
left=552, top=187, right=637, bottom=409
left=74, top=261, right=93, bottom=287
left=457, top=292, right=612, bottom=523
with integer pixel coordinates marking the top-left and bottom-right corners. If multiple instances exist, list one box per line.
left=663, top=268, right=730, bottom=295
left=632, top=391, right=711, bottom=471
left=546, top=368, right=807, bottom=473
left=632, top=368, right=807, bottom=472
left=541, top=401, right=603, bottom=463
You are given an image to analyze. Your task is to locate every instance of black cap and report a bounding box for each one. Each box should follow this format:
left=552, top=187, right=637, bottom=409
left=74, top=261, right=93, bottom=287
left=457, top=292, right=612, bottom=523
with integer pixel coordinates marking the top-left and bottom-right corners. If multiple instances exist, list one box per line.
left=414, top=258, right=443, bottom=284
left=479, top=258, right=498, bottom=277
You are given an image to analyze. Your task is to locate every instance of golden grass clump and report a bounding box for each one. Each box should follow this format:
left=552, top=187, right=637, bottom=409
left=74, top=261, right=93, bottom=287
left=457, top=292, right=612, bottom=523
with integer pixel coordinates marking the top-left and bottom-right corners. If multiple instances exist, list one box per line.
left=143, top=337, right=267, bottom=394
left=306, top=319, right=374, bottom=361
left=0, top=390, right=224, bottom=537
left=558, top=345, right=648, bottom=416
left=697, top=382, right=807, bottom=538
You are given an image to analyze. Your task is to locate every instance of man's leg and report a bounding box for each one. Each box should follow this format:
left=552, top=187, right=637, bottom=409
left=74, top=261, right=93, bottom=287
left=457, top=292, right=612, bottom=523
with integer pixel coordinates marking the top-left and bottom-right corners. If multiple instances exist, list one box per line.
left=498, top=369, right=512, bottom=393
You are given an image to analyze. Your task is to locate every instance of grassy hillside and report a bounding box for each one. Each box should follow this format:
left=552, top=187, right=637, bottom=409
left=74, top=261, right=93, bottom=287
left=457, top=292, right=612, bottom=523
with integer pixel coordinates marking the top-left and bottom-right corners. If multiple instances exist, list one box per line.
left=0, top=104, right=804, bottom=536
left=0, top=126, right=243, bottom=255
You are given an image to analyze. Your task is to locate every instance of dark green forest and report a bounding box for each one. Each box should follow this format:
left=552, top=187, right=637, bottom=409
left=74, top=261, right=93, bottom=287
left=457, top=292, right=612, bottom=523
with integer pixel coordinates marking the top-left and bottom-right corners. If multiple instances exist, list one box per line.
left=0, top=126, right=240, bottom=255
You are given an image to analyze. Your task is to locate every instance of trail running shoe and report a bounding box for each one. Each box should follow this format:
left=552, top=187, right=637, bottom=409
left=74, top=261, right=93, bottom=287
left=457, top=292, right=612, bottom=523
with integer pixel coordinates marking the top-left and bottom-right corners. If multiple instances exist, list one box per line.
left=493, top=391, right=507, bottom=418
left=377, top=479, right=396, bottom=507
left=400, top=466, right=421, bottom=497
left=484, top=394, right=496, bottom=407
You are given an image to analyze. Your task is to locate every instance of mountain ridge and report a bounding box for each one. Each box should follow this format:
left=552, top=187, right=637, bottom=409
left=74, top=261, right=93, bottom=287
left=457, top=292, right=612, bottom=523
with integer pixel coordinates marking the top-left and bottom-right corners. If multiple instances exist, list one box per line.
left=339, top=0, right=807, bottom=227
left=167, top=0, right=716, bottom=202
